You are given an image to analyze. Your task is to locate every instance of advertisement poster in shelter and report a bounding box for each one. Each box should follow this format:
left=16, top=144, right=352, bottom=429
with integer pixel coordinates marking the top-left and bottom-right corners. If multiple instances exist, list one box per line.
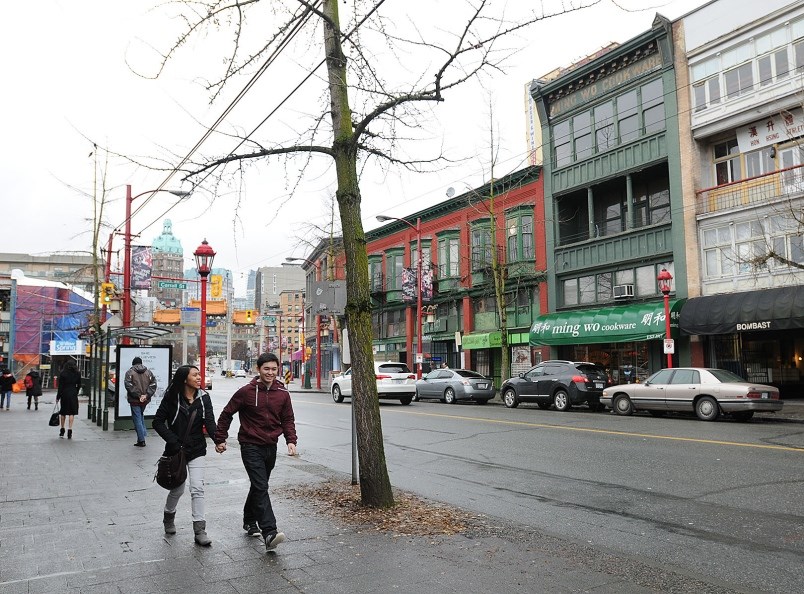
left=113, top=345, right=172, bottom=419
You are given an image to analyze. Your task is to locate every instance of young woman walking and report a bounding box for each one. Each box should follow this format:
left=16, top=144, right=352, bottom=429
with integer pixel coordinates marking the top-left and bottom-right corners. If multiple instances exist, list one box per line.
left=152, top=365, right=217, bottom=546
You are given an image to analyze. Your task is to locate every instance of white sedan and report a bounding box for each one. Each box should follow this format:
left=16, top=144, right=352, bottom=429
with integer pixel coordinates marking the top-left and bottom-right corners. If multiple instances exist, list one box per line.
left=331, top=361, right=416, bottom=405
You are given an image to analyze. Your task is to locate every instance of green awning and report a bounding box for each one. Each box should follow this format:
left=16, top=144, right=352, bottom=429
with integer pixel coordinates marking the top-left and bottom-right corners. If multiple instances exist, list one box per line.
left=462, top=331, right=502, bottom=349
left=530, top=299, right=685, bottom=346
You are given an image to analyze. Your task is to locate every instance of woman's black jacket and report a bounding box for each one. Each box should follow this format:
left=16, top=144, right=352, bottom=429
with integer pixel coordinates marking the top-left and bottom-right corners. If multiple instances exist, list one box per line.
left=152, top=390, right=217, bottom=462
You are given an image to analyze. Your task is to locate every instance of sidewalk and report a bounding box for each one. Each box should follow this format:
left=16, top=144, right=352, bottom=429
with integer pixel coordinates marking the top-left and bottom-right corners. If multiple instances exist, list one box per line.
left=0, top=392, right=792, bottom=594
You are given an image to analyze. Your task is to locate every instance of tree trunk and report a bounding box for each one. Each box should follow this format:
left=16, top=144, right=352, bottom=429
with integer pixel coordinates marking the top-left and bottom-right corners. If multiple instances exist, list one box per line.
left=323, top=0, right=394, bottom=508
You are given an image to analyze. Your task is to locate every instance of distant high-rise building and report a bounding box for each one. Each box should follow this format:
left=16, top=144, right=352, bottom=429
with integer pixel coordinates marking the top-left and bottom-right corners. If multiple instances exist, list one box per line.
left=246, top=269, right=257, bottom=309
left=255, top=264, right=305, bottom=312
left=151, top=220, right=184, bottom=307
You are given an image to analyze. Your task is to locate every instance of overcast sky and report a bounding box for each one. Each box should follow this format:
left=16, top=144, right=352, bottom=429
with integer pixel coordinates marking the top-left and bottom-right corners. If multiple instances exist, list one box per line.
left=1, top=0, right=706, bottom=294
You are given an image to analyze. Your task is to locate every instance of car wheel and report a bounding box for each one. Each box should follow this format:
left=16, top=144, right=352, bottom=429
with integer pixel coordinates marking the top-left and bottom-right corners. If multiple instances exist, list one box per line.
left=444, top=388, right=457, bottom=404
left=332, top=385, right=344, bottom=403
left=503, top=388, right=518, bottom=408
left=553, top=389, right=571, bottom=412
left=399, top=395, right=412, bottom=405
left=731, top=411, right=754, bottom=422
left=695, top=396, right=720, bottom=421
left=613, top=394, right=634, bottom=416
left=536, top=401, right=551, bottom=410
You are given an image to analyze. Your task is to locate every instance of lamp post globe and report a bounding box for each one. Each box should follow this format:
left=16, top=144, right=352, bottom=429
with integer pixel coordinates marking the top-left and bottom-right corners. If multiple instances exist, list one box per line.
left=657, top=267, right=673, bottom=369
left=194, top=239, right=216, bottom=389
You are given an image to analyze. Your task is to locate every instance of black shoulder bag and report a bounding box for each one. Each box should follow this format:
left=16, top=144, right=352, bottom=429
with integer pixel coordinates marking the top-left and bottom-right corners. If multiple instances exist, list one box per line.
left=154, top=410, right=196, bottom=490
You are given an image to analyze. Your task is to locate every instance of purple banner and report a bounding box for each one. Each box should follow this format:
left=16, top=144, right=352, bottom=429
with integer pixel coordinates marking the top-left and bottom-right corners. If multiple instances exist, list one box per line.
left=402, top=268, right=416, bottom=303
left=132, top=246, right=153, bottom=290
left=421, top=265, right=433, bottom=303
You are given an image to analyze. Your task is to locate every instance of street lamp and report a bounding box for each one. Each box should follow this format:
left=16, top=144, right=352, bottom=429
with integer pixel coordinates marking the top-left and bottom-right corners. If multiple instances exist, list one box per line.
left=657, top=267, right=674, bottom=369
left=194, top=239, right=216, bottom=390
left=122, top=184, right=191, bottom=339
left=286, top=256, right=323, bottom=389
left=377, top=214, right=423, bottom=379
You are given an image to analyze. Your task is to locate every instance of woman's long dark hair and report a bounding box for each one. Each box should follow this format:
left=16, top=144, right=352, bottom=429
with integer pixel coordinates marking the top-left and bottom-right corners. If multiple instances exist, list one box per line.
left=166, top=365, right=199, bottom=399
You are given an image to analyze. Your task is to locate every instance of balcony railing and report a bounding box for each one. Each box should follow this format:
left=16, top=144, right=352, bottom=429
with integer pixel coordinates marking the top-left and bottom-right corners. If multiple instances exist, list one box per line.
left=696, top=163, right=804, bottom=215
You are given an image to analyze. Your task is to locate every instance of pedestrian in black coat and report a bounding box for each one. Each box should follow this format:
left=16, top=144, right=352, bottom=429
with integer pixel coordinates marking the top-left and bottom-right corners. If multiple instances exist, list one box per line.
left=56, top=360, right=82, bottom=439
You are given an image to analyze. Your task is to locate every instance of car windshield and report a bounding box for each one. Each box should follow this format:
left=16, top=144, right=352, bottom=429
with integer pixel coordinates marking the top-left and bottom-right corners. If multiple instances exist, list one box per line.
left=708, top=369, right=747, bottom=383
left=455, top=370, right=485, bottom=378
left=377, top=363, right=411, bottom=374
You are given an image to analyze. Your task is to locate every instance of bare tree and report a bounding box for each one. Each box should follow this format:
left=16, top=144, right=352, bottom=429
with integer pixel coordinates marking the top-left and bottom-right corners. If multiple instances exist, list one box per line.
left=147, top=0, right=601, bottom=507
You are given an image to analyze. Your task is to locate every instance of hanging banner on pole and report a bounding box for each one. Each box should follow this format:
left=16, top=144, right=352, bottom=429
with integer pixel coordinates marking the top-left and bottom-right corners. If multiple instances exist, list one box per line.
left=401, top=268, right=416, bottom=303
left=131, top=246, right=153, bottom=290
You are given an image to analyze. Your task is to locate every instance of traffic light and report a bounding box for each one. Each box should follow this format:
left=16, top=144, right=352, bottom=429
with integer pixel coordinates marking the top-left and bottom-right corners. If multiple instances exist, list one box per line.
left=245, top=309, right=253, bottom=323
left=100, top=282, right=115, bottom=304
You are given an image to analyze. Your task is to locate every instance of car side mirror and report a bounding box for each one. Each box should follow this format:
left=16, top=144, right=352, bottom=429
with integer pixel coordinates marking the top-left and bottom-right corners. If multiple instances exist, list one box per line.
left=518, top=373, right=525, bottom=379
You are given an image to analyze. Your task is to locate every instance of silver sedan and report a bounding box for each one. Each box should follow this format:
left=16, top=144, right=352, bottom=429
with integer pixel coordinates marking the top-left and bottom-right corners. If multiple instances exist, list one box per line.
left=414, top=368, right=495, bottom=404
left=601, top=367, right=783, bottom=421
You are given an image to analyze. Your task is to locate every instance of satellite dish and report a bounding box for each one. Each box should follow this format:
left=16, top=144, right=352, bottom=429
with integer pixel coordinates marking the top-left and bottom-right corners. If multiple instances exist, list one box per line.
left=446, top=187, right=455, bottom=198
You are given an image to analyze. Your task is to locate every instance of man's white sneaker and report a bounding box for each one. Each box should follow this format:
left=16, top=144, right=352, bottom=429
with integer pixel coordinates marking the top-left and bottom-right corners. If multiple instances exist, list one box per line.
left=264, top=531, right=285, bottom=551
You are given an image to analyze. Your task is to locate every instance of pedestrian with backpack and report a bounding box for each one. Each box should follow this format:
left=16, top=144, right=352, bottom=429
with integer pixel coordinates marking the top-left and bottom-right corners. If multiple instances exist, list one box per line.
left=25, top=368, right=43, bottom=410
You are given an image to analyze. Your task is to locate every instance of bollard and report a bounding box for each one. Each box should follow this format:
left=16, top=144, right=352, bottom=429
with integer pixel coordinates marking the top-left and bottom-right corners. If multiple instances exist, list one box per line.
left=102, top=408, right=109, bottom=431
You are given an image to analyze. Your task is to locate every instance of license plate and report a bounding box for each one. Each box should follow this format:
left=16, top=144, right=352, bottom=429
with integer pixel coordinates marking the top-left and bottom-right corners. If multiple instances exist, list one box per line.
left=761, top=392, right=768, bottom=399
left=393, top=378, right=404, bottom=384
left=477, top=383, right=488, bottom=389
left=594, top=382, right=604, bottom=389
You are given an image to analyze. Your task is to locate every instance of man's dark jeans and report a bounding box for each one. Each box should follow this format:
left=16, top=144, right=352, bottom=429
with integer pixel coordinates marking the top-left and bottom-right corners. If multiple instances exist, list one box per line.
left=240, top=443, right=278, bottom=534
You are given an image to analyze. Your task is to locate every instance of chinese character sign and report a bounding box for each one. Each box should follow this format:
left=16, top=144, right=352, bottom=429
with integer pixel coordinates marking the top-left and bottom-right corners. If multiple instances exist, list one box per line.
left=131, top=246, right=153, bottom=290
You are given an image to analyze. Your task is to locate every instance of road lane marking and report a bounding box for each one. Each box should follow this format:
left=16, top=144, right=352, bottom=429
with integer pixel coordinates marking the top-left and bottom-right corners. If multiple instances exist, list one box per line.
left=292, top=398, right=804, bottom=453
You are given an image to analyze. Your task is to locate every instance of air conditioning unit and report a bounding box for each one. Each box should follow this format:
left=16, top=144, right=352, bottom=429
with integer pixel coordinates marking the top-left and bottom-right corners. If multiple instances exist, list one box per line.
left=613, top=284, right=635, bottom=299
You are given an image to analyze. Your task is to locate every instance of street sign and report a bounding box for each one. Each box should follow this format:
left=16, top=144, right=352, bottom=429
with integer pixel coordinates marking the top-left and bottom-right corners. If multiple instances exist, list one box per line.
left=158, top=281, right=187, bottom=289
left=663, top=338, right=675, bottom=354
left=181, top=307, right=201, bottom=327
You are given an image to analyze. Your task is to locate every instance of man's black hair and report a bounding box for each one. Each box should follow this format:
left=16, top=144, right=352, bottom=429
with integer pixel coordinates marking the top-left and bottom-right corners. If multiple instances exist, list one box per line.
left=256, top=352, right=279, bottom=368
left=132, top=357, right=143, bottom=365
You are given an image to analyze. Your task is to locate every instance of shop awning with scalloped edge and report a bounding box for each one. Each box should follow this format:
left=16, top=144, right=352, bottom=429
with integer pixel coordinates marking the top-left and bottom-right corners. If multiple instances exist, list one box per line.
left=529, top=300, right=684, bottom=346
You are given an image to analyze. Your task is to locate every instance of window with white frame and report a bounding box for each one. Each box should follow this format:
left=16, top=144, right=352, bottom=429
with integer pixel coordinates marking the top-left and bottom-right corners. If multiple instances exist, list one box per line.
left=470, top=222, right=492, bottom=270
left=506, top=210, right=534, bottom=262
left=385, top=251, right=404, bottom=290
left=559, top=263, right=672, bottom=307
left=411, top=241, right=431, bottom=274
left=437, top=234, right=460, bottom=278
left=714, top=139, right=742, bottom=185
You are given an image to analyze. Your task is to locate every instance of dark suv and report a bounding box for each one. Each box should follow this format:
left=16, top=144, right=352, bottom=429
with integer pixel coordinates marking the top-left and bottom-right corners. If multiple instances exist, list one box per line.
left=501, top=360, right=608, bottom=411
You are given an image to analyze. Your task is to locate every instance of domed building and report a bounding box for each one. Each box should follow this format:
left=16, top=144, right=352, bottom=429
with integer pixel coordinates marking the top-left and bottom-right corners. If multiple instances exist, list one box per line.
left=150, top=219, right=184, bottom=307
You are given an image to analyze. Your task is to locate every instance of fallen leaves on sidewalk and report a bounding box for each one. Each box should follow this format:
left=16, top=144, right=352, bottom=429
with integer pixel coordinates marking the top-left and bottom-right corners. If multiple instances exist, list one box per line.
left=286, top=481, right=477, bottom=536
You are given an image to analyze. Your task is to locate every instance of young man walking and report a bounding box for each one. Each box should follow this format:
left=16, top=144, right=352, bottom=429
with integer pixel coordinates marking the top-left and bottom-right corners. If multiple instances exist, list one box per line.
left=124, top=357, right=157, bottom=447
left=214, top=352, right=297, bottom=552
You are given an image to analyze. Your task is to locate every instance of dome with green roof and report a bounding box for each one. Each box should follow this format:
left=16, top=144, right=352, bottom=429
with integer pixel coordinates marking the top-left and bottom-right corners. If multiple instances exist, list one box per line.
left=152, top=219, right=183, bottom=255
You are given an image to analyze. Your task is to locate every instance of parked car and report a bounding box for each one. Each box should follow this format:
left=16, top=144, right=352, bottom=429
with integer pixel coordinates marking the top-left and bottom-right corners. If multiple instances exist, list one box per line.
left=234, top=369, right=247, bottom=378
left=331, top=361, right=416, bottom=405
left=205, top=376, right=213, bottom=390
left=501, top=360, right=608, bottom=411
left=414, top=368, right=494, bottom=404
left=601, top=367, right=783, bottom=421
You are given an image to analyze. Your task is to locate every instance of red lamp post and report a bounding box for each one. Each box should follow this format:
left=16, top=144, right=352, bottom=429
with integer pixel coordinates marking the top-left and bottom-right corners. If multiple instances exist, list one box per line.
left=657, top=267, right=674, bottom=369
left=377, top=215, right=423, bottom=379
left=286, top=257, right=323, bottom=389
left=194, top=239, right=216, bottom=390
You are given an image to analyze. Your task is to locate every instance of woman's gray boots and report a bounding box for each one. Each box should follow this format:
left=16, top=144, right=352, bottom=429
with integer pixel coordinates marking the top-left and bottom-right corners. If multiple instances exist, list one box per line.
left=193, top=520, right=212, bottom=546
left=163, top=512, right=176, bottom=535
